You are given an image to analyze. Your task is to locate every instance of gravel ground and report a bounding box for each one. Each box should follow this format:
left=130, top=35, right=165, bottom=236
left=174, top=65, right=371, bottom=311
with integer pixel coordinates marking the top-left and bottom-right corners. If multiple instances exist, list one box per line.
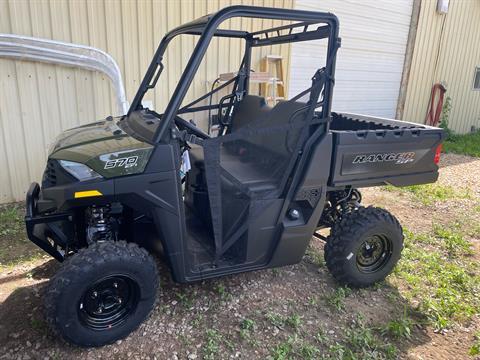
left=437, top=154, right=480, bottom=199
left=0, top=153, right=479, bottom=359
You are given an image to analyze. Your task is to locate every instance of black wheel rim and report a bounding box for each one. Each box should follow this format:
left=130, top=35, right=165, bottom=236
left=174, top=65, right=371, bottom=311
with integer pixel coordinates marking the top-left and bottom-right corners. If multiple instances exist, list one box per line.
left=78, top=275, right=140, bottom=331
left=356, top=235, right=392, bottom=273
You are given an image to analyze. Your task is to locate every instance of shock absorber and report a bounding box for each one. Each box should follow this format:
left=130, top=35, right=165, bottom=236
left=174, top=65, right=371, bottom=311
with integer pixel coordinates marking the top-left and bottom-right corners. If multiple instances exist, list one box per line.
left=86, top=205, right=115, bottom=244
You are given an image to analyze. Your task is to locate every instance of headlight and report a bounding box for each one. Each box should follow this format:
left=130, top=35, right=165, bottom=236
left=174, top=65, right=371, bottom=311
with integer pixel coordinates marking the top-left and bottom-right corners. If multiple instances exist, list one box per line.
left=59, top=160, right=102, bottom=181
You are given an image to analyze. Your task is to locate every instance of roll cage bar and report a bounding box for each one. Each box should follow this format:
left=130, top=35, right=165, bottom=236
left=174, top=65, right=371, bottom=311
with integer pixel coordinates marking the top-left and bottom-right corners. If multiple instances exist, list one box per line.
left=127, top=5, right=340, bottom=143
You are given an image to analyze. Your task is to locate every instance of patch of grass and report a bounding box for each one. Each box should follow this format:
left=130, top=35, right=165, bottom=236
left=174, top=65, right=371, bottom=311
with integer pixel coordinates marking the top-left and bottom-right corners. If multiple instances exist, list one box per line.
left=393, top=228, right=480, bottom=331
left=315, top=327, right=329, bottom=345
left=469, top=331, right=480, bottom=356
left=325, top=286, right=351, bottom=312
left=30, top=318, right=48, bottom=334
left=0, top=203, right=48, bottom=269
left=443, top=130, right=480, bottom=158
left=269, top=336, right=295, bottom=360
left=215, top=283, right=226, bottom=296
left=203, top=329, right=222, bottom=360
left=407, top=184, right=456, bottom=204
left=384, top=183, right=471, bottom=205
left=381, top=311, right=414, bottom=339
left=285, top=314, right=302, bottom=330
left=176, top=291, right=194, bottom=308
left=266, top=312, right=285, bottom=328
left=305, top=245, right=326, bottom=267
left=433, top=224, right=473, bottom=257
left=239, top=318, right=256, bottom=342
left=265, top=312, right=302, bottom=331
left=0, top=204, right=23, bottom=236
left=328, top=343, right=354, bottom=359
left=344, top=319, right=397, bottom=360
left=298, top=343, right=320, bottom=360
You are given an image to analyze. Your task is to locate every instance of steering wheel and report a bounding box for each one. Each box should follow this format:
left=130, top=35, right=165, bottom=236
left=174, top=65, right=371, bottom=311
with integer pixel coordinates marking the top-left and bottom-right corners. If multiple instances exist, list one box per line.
left=174, top=115, right=210, bottom=140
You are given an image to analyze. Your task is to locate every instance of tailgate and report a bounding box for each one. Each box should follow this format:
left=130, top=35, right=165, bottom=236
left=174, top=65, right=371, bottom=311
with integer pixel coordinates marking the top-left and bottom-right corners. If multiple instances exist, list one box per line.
left=329, top=124, right=444, bottom=188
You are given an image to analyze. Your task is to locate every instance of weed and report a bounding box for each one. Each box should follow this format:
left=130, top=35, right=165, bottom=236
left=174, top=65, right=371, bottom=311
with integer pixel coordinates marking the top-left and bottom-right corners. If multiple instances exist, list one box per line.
left=285, top=314, right=302, bottom=330
left=269, top=336, right=295, bottom=360
left=299, top=343, right=320, bottom=360
left=443, top=130, right=480, bottom=157
left=382, top=310, right=413, bottom=339
left=406, top=184, right=455, bottom=205
left=0, top=205, right=23, bottom=236
left=241, top=318, right=255, bottom=331
left=346, top=323, right=377, bottom=352
left=315, top=327, right=329, bottom=344
left=240, top=318, right=256, bottom=341
left=344, top=319, right=398, bottom=360
left=203, top=329, right=222, bottom=360
left=306, top=245, right=326, bottom=267
left=30, top=318, right=47, bottom=333
left=191, top=313, right=204, bottom=328
left=308, top=296, right=318, bottom=306
left=433, top=225, right=473, bottom=257
left=176, top=291, right=194, bottom=308
left=469, top=332, right=480, bottom=356
left=0, top=204, right=49, bottom=268
left=265, top=312, right=302, bottom=332
left=393, top=228, right=480, bottom=331
left=266, top=312, right=285, bottom=328
left=325, top=286, right=351, bottom=312
left=271, top=268, right=280, bottom=276
left=439, top=96, right=453, bottom=139
left=384, top=183, right=470, bottom=205
left=215, top=283, right=226, bottom=297
left=328, top=343, right=353, bottom=359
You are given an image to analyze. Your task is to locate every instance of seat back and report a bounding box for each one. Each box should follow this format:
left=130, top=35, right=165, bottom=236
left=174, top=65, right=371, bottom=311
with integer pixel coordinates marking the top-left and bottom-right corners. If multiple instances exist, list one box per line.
left=229, top=95, right=308, bottom=158
left=229, top=95, right=271, bottom=132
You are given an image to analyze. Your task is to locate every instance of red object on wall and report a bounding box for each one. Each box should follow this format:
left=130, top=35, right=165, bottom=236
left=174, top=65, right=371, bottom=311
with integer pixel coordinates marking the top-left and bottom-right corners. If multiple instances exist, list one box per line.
left=425, top=83, right=447, bottom=127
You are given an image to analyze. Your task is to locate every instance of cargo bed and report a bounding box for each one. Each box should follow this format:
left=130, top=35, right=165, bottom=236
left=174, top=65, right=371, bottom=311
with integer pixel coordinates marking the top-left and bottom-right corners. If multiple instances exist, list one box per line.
left=328, top=112, right=444, bottom=188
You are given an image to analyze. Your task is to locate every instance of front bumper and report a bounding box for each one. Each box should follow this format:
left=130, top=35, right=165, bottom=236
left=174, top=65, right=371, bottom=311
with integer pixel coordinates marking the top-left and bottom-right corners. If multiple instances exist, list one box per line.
left=25, top=182, right=72, bottom=261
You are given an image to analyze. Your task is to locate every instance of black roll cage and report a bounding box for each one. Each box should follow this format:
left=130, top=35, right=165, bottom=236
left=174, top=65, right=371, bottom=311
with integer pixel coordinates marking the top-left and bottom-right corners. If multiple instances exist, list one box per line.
left=127, top=5, right=340, bottom=143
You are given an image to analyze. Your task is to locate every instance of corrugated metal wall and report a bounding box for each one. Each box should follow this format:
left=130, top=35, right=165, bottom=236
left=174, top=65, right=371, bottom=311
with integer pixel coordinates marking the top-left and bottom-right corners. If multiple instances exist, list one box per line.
left=403, top=0, right=480, bottom=133
left=0, top=0, right=293, bottom=204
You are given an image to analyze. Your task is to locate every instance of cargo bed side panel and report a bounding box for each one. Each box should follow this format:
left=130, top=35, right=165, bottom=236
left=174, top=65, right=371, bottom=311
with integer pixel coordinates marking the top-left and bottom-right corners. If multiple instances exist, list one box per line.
left=329, top=129, right=444, bottom=187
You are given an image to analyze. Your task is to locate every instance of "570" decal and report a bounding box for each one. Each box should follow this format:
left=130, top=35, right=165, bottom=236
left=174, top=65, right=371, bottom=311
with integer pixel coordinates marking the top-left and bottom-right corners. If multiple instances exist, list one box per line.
left=104, top=156, right=139, bottom=169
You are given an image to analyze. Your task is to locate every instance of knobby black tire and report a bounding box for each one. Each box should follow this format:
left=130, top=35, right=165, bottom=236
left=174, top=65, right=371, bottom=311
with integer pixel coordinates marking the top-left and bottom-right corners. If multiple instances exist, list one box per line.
left=44, top=241, right=159, bottom=347
left=324, top=206, right=403, bottom=288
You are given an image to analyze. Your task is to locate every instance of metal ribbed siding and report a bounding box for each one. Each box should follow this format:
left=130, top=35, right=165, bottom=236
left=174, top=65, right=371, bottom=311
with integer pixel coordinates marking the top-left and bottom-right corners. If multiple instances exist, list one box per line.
left=0, top=0, right=293, bottom=203
left=403, top=0, right=480, bottom=133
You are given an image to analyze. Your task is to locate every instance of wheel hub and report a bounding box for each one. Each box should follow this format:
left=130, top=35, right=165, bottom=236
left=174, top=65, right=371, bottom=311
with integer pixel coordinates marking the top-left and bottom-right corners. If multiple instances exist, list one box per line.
left=356, top=235, right=392, bottom=273
left=79, top=275, right=139, bottom=330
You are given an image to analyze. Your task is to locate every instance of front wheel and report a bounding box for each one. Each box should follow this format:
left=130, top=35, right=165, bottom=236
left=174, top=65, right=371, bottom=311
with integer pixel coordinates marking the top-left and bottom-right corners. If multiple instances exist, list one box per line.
left=45, top=241, right=159, bottom=347
left=324, top=206, right=403, bottom=288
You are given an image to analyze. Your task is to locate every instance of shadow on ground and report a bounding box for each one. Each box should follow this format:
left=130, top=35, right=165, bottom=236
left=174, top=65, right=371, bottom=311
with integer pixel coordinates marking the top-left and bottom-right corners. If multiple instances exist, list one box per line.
left=0, top=253, right=431, bottom=359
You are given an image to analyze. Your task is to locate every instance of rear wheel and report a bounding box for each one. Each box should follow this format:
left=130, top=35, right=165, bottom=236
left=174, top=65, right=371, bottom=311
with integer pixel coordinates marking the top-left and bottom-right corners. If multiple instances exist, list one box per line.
left=45, top=241, right=158, bottom=347
left=324, top=206, right=403, bottom=287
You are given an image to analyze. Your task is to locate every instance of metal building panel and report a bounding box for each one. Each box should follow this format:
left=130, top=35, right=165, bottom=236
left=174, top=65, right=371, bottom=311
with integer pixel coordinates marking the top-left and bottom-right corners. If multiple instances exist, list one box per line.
left=403, top=0, right=480, bottom=133
left=87, top=0, right=115, bottom=118
left=290, top=0, right=413, bottom=118
left=0, top=0, right=293, bottom=203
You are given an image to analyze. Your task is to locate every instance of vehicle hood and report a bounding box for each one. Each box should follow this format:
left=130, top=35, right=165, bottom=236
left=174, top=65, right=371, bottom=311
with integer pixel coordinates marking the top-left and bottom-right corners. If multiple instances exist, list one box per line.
left=49, top=118, right=154, bottom=178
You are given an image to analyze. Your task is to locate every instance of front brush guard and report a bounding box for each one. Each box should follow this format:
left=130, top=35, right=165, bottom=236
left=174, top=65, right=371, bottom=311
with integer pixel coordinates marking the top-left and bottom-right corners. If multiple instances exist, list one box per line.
left=25, top=183, right=71, bottom=262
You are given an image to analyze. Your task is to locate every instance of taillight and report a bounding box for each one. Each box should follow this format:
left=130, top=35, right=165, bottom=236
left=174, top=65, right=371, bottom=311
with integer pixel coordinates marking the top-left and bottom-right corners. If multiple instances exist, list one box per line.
left=434, top=144, right=442, bottom=164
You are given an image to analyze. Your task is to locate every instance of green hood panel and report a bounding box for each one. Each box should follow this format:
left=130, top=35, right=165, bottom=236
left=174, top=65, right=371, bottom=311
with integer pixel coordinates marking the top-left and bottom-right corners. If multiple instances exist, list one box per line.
left=50, top=118, right=154, bottom=178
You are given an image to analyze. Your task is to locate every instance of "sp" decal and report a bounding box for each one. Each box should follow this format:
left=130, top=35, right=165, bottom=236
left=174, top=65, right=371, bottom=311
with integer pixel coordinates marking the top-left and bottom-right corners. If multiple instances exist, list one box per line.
left=104, top=156, right=139, bottom=169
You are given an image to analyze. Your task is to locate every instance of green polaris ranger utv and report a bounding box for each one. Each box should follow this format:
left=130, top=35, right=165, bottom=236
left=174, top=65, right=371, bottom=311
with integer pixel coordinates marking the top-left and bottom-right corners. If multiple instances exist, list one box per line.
left=24, top=6, right=444, bottom=347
